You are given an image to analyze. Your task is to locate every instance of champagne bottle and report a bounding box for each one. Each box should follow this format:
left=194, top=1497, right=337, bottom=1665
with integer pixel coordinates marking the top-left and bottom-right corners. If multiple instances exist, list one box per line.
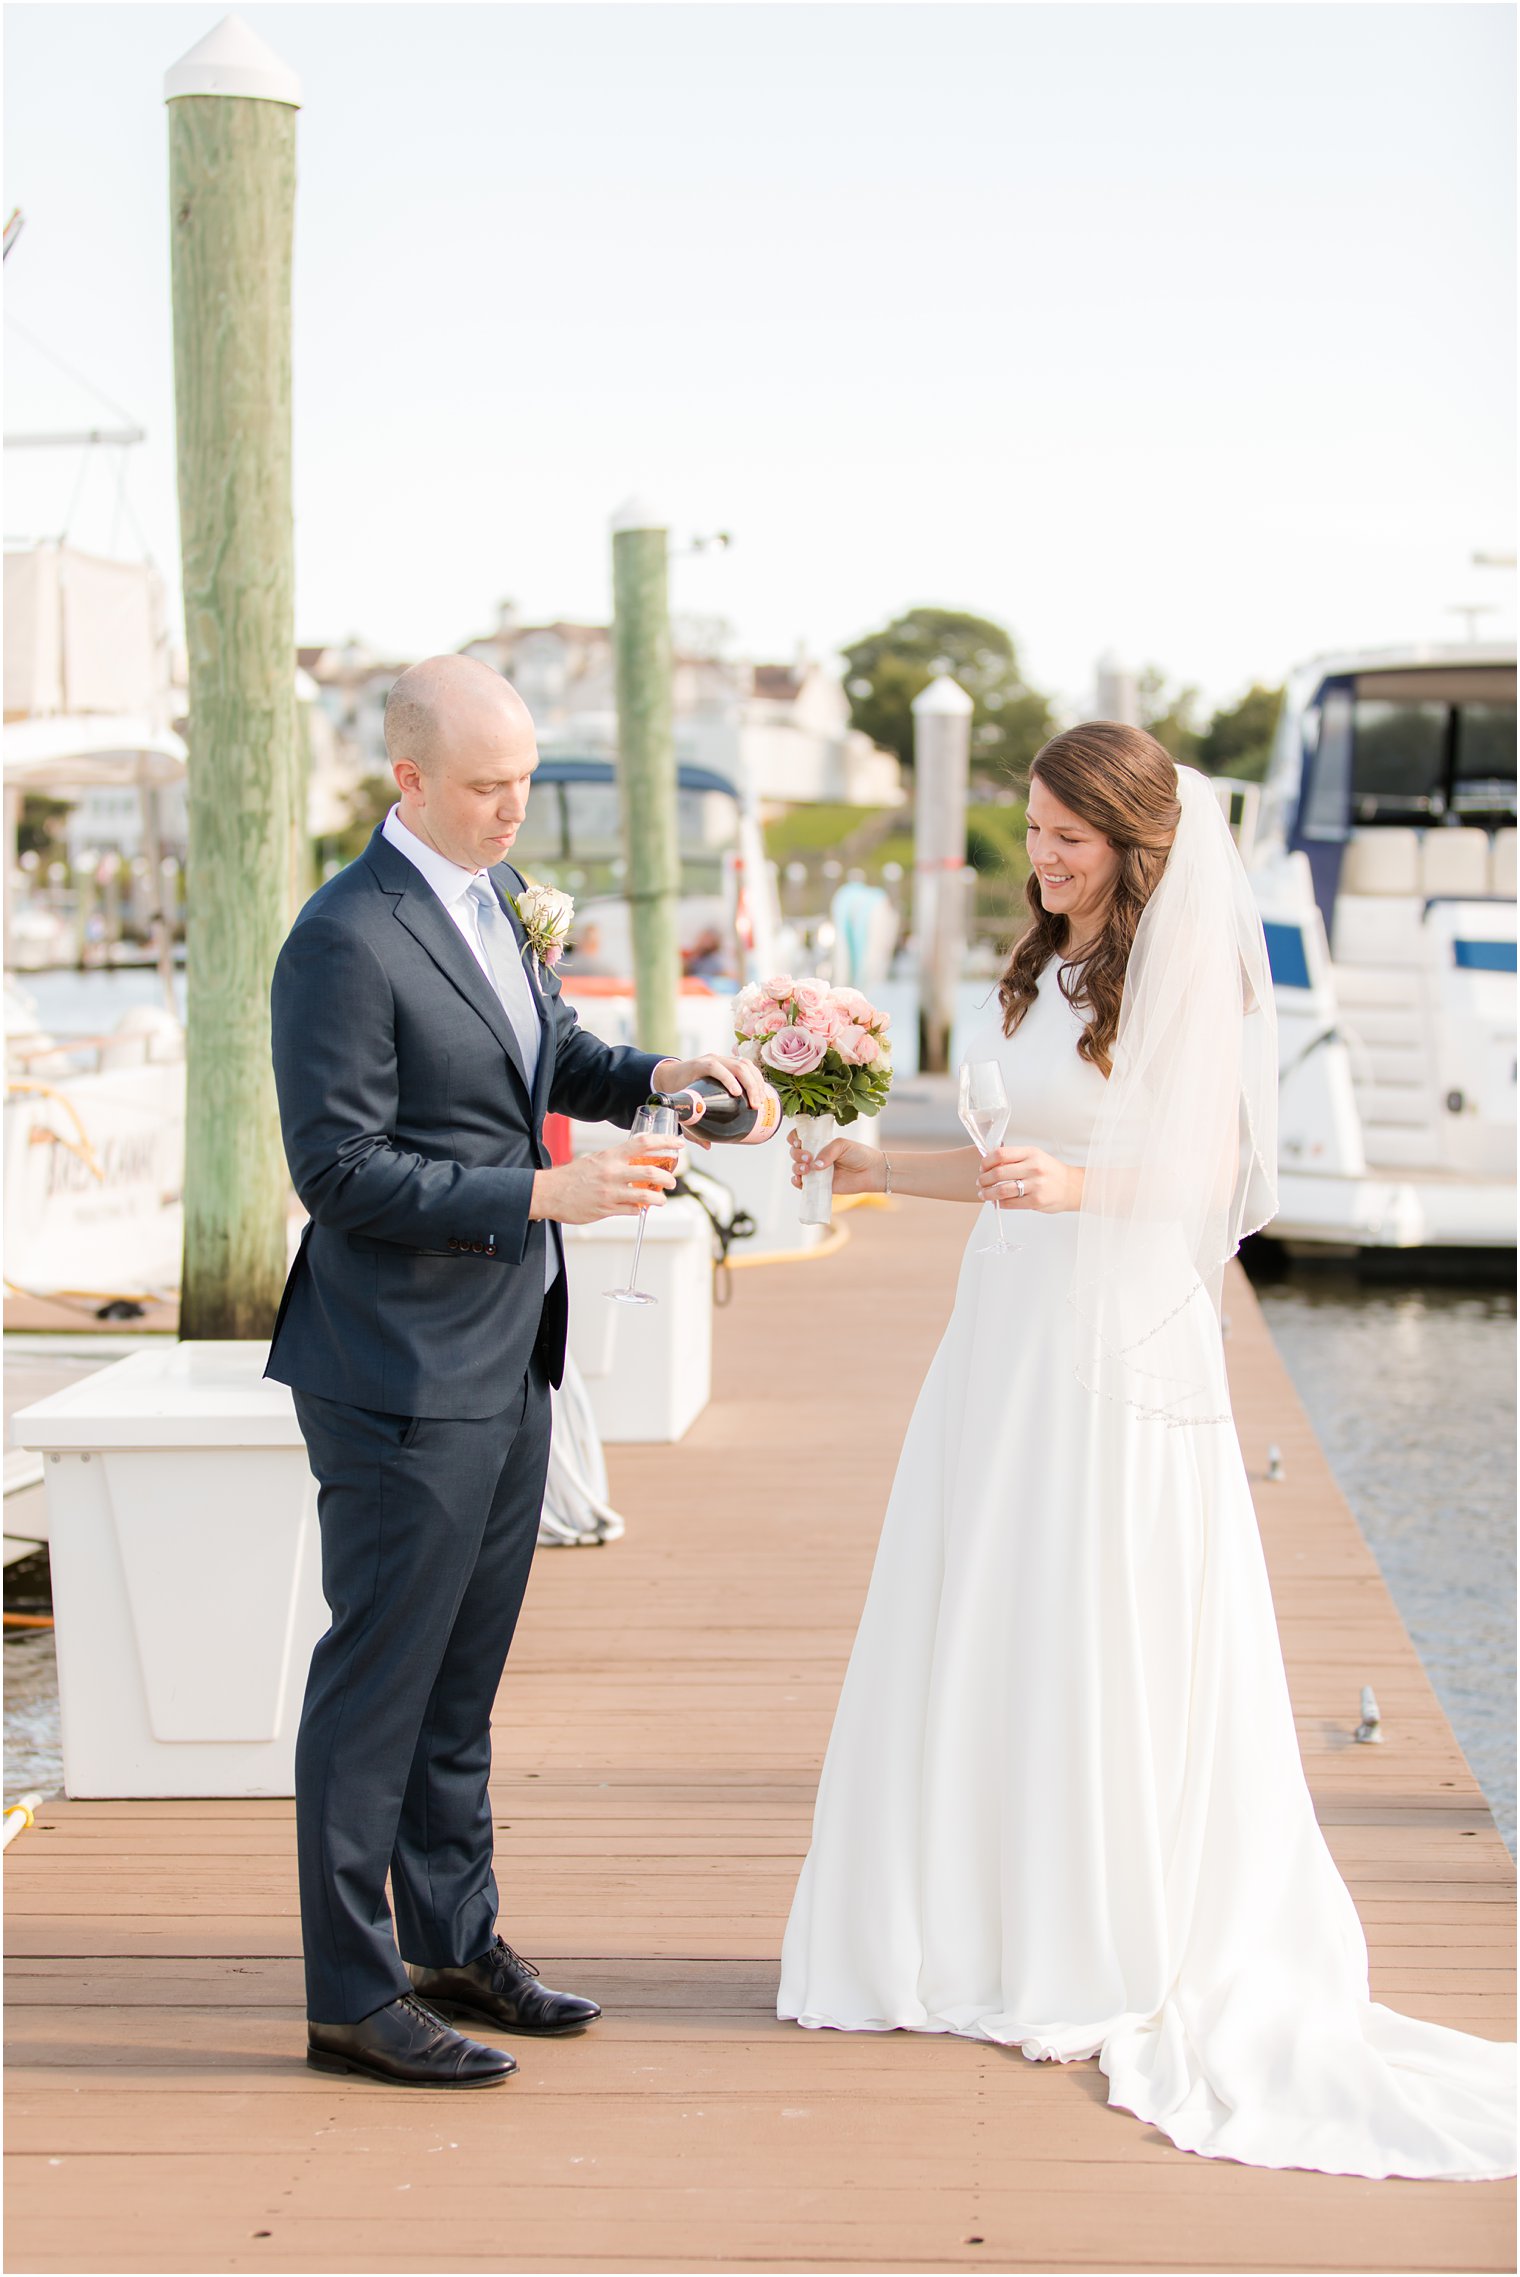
left=651, top=1078, right=783, bottom=1146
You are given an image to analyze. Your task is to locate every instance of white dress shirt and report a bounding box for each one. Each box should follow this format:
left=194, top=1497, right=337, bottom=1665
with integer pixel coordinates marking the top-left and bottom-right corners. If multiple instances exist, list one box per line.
left=381, top=805, right=557, bottom=1291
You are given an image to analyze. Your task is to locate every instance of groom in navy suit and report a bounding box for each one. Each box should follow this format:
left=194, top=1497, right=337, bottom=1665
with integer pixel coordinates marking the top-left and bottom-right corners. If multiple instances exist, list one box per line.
left=268, top=654, right=763, bottom=2088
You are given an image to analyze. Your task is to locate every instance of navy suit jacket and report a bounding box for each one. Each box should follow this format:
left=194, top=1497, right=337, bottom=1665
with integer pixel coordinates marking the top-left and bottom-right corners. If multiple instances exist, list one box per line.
left=266, top=825, right=663, bottom=1416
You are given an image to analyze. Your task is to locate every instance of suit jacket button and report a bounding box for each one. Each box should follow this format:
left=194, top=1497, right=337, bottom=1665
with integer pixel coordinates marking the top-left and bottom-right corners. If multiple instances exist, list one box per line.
left=447, top=1236, right=459, bottom=1252
left=472, top=1239, right=484, bottom=1254
left=485, top=1243, right=496, bottom=1257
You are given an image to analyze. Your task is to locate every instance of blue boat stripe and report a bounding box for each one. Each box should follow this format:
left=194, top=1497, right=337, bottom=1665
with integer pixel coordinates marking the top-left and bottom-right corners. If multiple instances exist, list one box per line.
left=1452, top=939, right=1518, bottom=972
left=1263, top=920, right=1312, bottom=991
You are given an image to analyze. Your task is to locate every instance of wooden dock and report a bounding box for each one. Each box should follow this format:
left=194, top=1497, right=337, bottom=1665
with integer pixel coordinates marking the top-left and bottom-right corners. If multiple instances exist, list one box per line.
left=5, top=1198, right=1514, bottom=2274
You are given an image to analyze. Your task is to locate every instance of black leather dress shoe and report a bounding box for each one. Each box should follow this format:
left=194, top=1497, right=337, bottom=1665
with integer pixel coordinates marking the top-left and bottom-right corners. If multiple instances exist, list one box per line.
left=307, top=1992, right=518, bottom=2087
left=405, top=1937, right=602, bottom=2035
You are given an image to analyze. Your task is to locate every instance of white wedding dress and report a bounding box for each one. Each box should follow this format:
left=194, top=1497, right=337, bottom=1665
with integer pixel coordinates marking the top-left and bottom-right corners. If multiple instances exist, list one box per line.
left=778, top=959, right=1515, bottom=2180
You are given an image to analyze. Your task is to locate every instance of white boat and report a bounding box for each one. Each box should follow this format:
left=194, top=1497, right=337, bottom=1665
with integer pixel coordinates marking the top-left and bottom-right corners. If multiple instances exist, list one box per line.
left=1230, top=645, right=1515, bottom=1251
left=4, top=979, right=186, bottom=1300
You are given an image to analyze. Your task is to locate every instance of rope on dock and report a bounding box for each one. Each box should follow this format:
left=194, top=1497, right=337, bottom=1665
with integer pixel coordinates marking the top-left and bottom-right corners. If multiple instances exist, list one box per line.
left=3, top=1278, right=175, bottom=1311
left=5, top=1079, right=106, bottom=1180
left=727, top=1222, right=852, bottom=1269
left=3, top=1612, right=54, bottom=1630
left=1, top=1792, right=45, bottom=1850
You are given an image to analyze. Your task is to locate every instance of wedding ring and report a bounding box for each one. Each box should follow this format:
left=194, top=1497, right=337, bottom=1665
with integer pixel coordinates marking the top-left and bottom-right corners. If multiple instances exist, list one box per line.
left=1014, top=1178, right=1025, bottom=1198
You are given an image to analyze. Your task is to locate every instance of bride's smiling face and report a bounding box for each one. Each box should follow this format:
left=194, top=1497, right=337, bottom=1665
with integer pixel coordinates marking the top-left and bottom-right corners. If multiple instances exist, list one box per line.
left=1025, top=774, right=1121, bottom=938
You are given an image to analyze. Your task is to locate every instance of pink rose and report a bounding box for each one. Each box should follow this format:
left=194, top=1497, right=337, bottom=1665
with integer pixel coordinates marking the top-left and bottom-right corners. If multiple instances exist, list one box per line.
left=853, top=1032, right=883, bottom=1065
left=762, top=975, right=794, bottom=1002
left=832, top=987, right=871, bottom=1022
left=760, top=1026, right=828, bottom=1076
left=754, top=1003, right=787, bottom=1036
left=791, top=977, right=830, bottom=1015
left=833, top=1022, right=870, bottom=1063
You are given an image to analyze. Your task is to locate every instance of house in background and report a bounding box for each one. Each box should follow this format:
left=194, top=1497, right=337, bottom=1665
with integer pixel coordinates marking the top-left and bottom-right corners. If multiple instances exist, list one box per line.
left=463, top=600, right=904, bottom=809
left=296, top=603, right=903, bottom=839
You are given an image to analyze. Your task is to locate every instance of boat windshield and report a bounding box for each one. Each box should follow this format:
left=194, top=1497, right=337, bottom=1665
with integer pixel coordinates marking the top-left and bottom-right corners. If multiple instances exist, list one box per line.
left=1346, top=671, right=1516, bottom=826
left=512, top=767, right=739, bottom=896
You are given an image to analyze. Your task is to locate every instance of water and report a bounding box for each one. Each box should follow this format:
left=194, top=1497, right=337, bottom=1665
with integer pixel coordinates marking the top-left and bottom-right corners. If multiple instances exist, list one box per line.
left=9, top=965, right=186, bottom=1036
left=3, top=1350, right=107, bottom=1800
left=4, top=1625, right=64, bottom=1799
left=1249, top=1261, right=1516, bottom=1853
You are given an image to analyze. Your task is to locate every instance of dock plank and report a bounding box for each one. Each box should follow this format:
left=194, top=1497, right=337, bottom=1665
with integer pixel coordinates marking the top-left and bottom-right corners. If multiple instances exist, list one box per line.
left=4, top=1201, right=1513, bottom=2273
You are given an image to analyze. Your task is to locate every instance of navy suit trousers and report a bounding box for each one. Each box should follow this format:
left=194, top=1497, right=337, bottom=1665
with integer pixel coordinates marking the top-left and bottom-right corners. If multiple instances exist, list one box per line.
left=293, top=1338, right=552, bottom=2023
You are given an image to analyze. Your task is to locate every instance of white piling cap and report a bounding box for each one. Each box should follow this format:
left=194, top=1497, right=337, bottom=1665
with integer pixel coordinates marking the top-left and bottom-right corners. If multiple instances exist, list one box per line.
left=911, top=674, right=974, bottom=717
left=610, top=496, right=667, bottom=536
left=165, top=14, right=302, bottom=106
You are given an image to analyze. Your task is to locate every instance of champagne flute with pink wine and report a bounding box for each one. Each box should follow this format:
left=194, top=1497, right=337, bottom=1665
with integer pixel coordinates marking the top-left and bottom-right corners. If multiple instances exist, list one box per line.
left=958, top=1061, right=1018, bottom=1256
left=605, top=1102, right=681, bottom=1305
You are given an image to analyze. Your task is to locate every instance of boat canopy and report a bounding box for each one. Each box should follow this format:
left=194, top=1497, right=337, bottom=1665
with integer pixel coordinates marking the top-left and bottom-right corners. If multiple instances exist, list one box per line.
left=3, top=713, right=186, bottom=790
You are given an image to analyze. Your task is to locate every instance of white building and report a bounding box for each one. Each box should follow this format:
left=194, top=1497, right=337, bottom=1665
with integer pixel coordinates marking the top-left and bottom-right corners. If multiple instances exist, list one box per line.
left=295, top=605, right=903, bottom=828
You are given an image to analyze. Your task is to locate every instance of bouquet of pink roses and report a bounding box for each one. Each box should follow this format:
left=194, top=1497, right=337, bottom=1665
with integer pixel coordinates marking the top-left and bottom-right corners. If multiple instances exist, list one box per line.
left=731, top=975, right=893, bottom=1222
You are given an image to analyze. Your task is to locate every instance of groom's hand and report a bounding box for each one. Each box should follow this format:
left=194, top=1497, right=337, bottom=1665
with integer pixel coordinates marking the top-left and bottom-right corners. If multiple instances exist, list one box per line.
left=530, top=1133, right=683, bottom=1225
left=649, top=1052, right=767, bottom=1147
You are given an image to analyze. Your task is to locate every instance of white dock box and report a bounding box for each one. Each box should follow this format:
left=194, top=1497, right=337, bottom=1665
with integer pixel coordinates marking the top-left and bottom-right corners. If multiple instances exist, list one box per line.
left=563, top=1196, right=712, bottom=1442
left=11, top=1343, right=326, bottom=1799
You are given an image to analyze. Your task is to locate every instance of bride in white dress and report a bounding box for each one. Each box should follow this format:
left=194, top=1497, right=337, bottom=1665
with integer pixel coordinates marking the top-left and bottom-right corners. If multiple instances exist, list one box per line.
left=777, top=725, right=1514, bottom=2181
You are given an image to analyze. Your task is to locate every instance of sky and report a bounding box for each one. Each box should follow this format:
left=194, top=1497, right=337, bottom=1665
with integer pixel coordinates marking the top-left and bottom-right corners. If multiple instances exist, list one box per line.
left=4, top=1, right=1515, bottom=718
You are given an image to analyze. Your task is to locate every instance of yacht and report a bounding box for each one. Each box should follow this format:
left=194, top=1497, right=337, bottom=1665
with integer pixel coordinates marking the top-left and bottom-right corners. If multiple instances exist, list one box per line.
left=1231, top=645, right=1515, bottom=1250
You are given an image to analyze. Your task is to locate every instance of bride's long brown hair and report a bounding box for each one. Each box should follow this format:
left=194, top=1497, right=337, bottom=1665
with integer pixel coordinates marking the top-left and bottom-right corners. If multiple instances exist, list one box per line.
left=999, top=722, right=1182, bottom=1077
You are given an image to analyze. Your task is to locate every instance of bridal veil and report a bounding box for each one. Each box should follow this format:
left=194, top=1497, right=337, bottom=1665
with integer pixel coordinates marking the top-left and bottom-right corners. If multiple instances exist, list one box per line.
left=1071, top=763, right=1279, bottom=1427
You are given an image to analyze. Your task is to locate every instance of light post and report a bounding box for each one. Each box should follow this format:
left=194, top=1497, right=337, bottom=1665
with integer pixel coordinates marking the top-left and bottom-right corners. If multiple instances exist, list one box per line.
left=912, top=675, right=973, bottom=1073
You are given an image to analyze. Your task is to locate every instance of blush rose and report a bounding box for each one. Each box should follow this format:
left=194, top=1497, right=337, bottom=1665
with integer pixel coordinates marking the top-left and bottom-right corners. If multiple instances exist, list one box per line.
left=760, top=1026, right=828, bottom=1076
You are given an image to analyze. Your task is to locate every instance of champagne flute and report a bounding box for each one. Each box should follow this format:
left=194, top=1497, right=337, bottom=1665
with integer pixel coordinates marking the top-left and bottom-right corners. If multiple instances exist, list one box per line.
left=958, top=1061, right=1017, bottom=1256
left=605, top=1103, right=681, bottom=1306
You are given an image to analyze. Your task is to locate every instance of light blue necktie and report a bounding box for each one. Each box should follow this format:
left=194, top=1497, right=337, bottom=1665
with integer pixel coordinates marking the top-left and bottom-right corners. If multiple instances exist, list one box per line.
left=467, top=877, right=541, bottom=1092
left=466, top=877, right=557, bottom=1292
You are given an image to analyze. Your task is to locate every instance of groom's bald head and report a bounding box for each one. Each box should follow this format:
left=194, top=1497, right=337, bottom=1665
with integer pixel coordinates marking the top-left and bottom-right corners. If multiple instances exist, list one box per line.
left=384, top=654, right=539, bottom=873
left=384, top=653, right=533, bottom=778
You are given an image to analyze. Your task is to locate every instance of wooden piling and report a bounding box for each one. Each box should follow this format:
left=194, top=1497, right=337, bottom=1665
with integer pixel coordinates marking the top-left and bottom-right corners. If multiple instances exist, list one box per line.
left=165, top=19, right=301, bottom=1339
left=611, top=501, right=680, bottom=1055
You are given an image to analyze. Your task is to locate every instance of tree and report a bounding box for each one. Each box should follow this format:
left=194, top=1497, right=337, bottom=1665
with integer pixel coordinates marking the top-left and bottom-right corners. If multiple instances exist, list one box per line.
left=18, top=794, right=70, bottom=860
left=1195, top=682, right=1283, bottom=783
left=841, top=607, right=1053, bottom=780
left=316, top=771, right=394, bottom=872
left=1136, top=664, right=1202, bottom=767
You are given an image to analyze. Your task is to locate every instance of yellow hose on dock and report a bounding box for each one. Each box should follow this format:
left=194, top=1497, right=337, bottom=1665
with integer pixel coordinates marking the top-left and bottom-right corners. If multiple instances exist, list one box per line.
left=2, top=1793, right=44, bottom=1850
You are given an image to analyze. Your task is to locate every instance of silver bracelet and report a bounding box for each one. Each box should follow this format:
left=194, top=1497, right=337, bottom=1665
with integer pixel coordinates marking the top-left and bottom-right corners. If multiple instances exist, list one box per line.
left=882, top=1151, right=893, bottom=1196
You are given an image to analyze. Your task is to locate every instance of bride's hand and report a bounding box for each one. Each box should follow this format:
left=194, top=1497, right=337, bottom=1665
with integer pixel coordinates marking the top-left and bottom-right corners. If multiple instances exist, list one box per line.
left=978, top=1146, right=1080, bottom=1213
left=788, top=1130, right=884, bottom=1196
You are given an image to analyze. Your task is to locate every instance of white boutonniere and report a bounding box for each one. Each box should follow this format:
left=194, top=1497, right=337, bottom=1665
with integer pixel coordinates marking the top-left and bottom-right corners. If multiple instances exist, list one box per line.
left=508, top=880, right=575, bottom=971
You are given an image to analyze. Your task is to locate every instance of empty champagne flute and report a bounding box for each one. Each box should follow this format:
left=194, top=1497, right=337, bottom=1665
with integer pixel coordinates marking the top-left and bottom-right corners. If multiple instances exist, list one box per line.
left=605, top=1102, right=681, bottom=1305
left=958, top=1060, right=1018, bottom=1255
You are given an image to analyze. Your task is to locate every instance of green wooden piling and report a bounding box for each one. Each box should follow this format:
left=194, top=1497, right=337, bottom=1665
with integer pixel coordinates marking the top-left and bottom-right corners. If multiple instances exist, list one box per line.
left=166, top=26, right=300, bottom=1339
left=610, top=504, right=681, bottom=1056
